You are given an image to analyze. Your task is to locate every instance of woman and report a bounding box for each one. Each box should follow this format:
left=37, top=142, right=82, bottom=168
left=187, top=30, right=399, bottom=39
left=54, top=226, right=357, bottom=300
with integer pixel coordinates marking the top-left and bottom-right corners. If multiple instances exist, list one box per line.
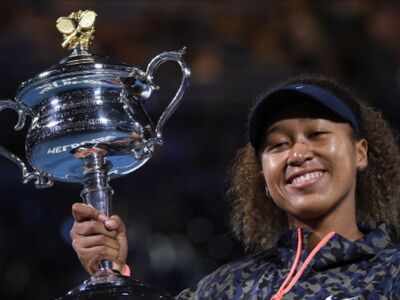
left=71, top=75, right=400, bottom=299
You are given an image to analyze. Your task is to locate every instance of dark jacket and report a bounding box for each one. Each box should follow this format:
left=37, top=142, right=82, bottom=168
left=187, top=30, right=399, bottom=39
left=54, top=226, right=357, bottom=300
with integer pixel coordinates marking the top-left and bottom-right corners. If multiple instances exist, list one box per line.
left=176, top=224, right=400, bottom=299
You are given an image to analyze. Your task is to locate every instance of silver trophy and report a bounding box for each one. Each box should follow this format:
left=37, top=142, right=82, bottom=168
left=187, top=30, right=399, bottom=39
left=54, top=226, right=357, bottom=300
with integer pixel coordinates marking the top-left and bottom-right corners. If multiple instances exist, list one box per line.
left=0, top=10, right=190, bottom=299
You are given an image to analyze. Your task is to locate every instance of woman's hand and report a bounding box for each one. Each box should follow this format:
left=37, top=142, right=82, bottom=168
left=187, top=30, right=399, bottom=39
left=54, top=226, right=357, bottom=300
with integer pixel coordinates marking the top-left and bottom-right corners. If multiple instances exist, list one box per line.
left=70, top=203, right=128, bottom=275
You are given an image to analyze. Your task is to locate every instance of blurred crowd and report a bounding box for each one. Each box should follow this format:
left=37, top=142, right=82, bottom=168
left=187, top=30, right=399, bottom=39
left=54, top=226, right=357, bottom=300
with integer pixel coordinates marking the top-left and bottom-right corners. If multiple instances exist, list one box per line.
left=1, top=1, right=400, bottom=299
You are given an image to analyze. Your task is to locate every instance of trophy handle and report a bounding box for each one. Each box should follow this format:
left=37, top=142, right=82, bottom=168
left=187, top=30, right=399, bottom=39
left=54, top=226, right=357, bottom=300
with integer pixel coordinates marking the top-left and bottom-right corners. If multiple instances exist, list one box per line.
left=145, top=47, right=191, bottom=141
left=0, top=100, right=53, bottom=189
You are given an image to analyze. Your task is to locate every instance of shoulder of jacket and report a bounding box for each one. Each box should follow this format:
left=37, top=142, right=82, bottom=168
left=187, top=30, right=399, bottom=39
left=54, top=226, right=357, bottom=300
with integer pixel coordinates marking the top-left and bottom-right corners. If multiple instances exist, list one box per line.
left=198, top=247, right=277, bottom=285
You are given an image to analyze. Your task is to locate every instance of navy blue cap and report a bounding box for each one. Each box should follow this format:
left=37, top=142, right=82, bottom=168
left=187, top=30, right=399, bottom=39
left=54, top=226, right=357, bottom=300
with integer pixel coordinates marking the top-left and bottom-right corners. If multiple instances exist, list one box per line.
left=249, top=83, right=361, bottom=150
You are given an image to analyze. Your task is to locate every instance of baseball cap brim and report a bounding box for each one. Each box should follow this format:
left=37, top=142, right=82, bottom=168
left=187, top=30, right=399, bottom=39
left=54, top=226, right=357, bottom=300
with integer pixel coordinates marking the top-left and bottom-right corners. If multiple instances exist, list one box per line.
left=248, top=83, right=361, bottom=150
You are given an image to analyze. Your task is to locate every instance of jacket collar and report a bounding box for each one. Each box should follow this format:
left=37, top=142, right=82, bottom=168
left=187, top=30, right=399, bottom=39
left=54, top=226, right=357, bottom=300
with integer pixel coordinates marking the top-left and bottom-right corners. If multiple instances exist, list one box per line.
left=276, top=223, right=396, bottom=271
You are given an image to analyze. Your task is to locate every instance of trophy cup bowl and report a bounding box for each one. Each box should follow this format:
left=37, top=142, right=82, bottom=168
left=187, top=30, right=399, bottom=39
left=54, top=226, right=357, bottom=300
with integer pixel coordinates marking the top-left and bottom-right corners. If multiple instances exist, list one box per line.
left=0, top=10, right=190, bottom=299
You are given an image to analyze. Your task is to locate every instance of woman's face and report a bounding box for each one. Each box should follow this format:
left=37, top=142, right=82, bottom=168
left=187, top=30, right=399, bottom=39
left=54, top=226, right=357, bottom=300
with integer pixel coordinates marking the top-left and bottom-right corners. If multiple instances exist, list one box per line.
left=260, top=106, right=368, bottom=222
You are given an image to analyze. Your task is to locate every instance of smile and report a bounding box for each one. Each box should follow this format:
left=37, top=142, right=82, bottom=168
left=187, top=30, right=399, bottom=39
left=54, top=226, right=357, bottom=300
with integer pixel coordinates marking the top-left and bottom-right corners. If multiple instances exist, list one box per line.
left=287, top=171, right=325, bottom=188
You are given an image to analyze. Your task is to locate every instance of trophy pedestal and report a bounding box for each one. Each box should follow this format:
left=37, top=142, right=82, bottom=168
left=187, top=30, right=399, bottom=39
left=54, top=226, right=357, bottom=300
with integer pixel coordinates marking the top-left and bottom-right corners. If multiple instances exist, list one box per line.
left=60, top=274, right=173, bottom=300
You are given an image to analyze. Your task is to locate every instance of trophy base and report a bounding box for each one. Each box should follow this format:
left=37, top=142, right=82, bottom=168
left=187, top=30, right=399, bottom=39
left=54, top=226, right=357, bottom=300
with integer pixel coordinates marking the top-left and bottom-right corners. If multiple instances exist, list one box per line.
left=58, top=274, right=173, bottom=300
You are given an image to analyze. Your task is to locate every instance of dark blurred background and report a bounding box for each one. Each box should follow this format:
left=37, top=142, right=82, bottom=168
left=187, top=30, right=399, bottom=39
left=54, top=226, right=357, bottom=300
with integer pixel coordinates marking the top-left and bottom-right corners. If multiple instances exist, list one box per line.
left=1, top=0, right=400, bottom=299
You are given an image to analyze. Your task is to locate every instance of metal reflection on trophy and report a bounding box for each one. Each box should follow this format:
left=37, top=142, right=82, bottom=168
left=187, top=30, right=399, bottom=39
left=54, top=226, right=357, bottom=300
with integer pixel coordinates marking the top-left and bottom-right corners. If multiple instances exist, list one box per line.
left=0, top=9, right=190, bottom=299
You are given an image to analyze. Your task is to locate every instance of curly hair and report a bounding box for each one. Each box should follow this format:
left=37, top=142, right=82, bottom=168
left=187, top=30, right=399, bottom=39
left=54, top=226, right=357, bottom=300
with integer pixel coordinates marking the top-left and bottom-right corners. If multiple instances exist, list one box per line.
left=229, top=75, right=400, bottom=252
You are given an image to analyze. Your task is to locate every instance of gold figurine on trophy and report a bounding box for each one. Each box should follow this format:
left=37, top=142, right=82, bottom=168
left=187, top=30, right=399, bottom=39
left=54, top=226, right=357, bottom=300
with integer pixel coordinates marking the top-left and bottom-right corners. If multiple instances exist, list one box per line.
left=56, top=10, right=97, bottom=50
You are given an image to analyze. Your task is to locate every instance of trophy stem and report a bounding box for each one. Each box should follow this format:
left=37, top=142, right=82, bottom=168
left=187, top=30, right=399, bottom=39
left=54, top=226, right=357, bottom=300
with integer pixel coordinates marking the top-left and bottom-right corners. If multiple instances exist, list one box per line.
left=77, top=147, right=115, bottom=274
left=61, top=146, right=174, bottom=299
left=80, top=149, right=113, bottom=218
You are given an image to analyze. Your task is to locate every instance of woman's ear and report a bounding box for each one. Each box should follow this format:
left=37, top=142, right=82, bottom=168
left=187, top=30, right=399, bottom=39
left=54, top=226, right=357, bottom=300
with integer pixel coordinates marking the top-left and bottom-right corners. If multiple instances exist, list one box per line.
left=356, top=138, right=368, bottom=171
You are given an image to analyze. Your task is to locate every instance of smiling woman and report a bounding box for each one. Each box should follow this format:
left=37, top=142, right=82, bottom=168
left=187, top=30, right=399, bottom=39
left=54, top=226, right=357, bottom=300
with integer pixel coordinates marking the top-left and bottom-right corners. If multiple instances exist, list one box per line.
left=203, top=74, right=400, bottom=299
left=230, top=75, right=400, bottom=253
left=175, top=75, right=400, bottom=299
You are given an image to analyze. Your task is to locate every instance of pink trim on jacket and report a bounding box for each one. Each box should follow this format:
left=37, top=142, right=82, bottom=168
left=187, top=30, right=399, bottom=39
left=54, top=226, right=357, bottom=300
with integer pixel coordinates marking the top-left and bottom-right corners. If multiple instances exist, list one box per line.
left=272, top=228, right=336, bottom=300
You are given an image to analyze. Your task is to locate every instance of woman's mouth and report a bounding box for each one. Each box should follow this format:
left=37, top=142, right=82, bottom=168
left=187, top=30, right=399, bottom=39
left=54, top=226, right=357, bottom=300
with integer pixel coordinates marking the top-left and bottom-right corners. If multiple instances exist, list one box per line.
left=286, top=170, right=325, bottom=189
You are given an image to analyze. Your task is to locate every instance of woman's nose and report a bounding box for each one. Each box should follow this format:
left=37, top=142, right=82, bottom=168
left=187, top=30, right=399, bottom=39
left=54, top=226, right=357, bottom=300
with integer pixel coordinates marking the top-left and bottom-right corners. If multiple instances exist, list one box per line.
left=287, top=141, right=313, bottom=166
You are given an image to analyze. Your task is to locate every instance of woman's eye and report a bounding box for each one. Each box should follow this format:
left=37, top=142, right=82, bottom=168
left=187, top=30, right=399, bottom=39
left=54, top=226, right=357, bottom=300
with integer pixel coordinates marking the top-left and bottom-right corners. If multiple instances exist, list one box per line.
left=309, top=131, right=328, bottom=138
left=267, top=141, right=288, bottom=151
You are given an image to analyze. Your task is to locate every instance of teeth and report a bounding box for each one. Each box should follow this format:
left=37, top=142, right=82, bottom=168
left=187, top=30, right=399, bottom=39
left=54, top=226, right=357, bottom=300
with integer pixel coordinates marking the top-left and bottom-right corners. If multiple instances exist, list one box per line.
left=291, top=171, right=323, bottom=185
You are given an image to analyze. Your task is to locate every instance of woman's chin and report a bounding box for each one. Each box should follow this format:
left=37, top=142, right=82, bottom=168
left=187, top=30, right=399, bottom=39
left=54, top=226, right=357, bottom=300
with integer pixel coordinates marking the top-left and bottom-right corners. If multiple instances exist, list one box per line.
left=285, top=198, right=333, bottom=221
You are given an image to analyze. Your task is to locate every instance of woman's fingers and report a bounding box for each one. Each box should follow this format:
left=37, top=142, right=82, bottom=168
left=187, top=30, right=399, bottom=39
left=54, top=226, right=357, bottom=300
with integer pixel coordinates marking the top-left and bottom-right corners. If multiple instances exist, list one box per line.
left=70, top=203, right=129, bottom=275
left=71, top=220, right=117, bottom=239
left=108, top=215, right=128, bottom=263
left=72, top=234, right=120, bottom=251
left=72, top=203, right=99, bottom=222
left=105, top=215, right=126, bottom=233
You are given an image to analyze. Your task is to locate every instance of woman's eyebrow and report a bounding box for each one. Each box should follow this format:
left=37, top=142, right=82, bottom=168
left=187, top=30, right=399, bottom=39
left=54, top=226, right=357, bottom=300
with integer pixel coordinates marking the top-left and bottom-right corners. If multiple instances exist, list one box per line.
left=266, top=124, right=284, bottom=136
